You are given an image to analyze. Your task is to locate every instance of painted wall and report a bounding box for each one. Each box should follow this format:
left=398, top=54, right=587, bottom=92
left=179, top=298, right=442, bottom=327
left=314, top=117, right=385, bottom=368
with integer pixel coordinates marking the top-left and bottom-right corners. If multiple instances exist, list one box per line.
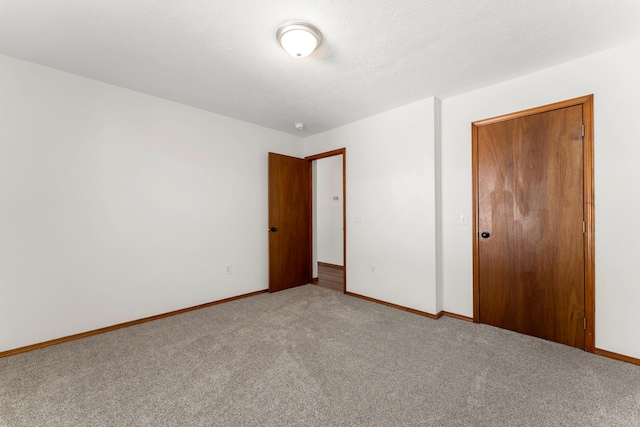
left=316, top=155, right=344, bottom=266
left=0, top=54, right=302, bottom=353
left=304, top=98, right=440, bottom=314
left=441, top=40, right=640, bottom=359
left=311, top=161, right=318, bottom=278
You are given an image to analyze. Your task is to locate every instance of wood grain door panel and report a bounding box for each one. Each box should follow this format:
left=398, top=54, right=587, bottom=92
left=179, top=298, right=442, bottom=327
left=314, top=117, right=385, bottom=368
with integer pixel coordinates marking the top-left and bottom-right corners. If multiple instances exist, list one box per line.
left=268, top=153, right=311, bottom=292
left=476, top=105, right=586, bottom=348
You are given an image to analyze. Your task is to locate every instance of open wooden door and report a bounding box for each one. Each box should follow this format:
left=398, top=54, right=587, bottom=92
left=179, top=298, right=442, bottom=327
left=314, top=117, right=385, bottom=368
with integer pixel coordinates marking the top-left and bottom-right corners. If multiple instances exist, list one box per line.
left=473, top=96, right=595, bottom=350
left=268, top=153, right=311, bottom=292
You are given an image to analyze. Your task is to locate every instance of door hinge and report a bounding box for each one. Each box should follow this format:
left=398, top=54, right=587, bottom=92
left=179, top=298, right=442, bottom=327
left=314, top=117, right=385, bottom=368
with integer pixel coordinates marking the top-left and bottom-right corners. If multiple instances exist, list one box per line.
left=583, top=221, right=586, bottom=234
left=584, top=317, right=587, bottom=330
left=581, top=124, right=585, bottom=137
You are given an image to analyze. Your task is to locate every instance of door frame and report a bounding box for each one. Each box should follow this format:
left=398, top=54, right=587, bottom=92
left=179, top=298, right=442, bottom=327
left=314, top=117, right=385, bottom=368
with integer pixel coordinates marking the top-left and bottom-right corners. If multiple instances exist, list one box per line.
left=471, top=95, right=595, bottom=352
left=305, top=148, right=347, bottom=293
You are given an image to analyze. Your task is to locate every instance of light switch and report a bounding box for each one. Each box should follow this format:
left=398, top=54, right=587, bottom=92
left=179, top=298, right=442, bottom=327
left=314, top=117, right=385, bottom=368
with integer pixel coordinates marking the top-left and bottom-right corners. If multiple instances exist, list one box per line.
left=459, top=214, right=468, bottom=225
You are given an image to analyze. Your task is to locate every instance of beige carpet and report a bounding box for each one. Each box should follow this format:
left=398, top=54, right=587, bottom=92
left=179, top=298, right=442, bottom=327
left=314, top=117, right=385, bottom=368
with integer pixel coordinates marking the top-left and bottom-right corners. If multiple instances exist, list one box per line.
left=1, top=284, right=639, bottom=426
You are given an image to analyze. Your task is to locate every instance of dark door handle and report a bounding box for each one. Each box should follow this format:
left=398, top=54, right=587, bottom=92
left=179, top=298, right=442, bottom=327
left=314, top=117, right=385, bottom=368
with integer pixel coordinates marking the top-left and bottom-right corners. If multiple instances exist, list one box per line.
left=268, top=227, right=277, bottom=232
left=481, top=231, right=490, bottom=238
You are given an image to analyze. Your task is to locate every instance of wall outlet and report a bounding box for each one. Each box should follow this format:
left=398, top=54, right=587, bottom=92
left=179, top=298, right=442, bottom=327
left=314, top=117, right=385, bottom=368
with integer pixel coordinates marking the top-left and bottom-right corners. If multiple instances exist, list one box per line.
left=370, top=264, right=376, bottom=274
left=226, top=265, right=232, bottom=275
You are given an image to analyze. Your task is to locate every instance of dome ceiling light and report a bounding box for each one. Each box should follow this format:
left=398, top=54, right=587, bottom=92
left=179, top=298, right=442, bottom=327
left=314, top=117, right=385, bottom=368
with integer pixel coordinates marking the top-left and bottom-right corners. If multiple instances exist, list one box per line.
left=276, top=22, right=322, bottom=58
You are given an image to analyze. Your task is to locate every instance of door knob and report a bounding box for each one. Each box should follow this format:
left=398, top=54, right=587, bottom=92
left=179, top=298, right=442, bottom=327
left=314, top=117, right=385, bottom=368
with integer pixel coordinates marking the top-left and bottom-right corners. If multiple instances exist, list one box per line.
left=268, top=227, right=277, bottom=232
left=481, top=231, right=490, bottom=238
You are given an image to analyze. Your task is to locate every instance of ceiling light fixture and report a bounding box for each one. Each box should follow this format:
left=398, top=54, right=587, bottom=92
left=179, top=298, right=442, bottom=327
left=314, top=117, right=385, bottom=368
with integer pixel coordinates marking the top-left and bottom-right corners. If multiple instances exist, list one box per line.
left=294, top=122, right=305, bottom=130
left=276, top=22, right=322, bottom=58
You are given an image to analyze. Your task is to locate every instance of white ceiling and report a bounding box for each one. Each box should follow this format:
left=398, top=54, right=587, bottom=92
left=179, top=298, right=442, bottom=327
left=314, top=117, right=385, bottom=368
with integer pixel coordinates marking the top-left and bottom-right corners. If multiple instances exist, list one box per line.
left=1, top=1, right=639, bottom=136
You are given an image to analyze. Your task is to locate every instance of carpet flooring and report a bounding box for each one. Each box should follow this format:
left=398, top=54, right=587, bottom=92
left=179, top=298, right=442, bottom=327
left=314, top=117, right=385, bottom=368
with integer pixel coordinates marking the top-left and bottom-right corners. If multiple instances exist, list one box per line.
left=1, top=285, right=639, bottom=426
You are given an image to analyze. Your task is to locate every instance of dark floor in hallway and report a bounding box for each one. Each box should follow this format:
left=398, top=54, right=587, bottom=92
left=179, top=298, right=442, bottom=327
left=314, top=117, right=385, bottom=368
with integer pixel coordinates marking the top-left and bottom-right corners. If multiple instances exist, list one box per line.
left=316, top=263, right=344, bottom=292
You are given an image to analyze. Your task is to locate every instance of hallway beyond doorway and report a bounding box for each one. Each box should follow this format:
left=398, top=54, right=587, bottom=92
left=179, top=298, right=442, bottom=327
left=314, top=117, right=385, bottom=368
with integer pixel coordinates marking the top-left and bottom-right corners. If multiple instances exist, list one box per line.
left=315, top=262, right=344, bottom=293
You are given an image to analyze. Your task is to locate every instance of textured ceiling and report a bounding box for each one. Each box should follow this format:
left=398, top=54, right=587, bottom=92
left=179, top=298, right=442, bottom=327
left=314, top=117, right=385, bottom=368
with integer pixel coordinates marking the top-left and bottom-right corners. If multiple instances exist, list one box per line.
left=1, top=0, right=639, bottom=136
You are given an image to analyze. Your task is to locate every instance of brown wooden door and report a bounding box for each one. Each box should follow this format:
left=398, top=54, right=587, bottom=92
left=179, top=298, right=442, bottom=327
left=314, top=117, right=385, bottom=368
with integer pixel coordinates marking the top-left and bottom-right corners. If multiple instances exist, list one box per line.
left=268, top=153, right=311, bottom=292
left=476, top=105, right=585, bottom=348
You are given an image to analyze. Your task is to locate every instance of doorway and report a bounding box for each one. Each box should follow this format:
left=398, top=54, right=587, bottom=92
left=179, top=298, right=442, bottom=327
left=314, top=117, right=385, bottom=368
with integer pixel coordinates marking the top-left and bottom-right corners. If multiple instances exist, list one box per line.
left=267, top=149, right=346, bottom=293
left=307, top=149, right=346, bottom=293
left=472, top=95, right=594, bottom=351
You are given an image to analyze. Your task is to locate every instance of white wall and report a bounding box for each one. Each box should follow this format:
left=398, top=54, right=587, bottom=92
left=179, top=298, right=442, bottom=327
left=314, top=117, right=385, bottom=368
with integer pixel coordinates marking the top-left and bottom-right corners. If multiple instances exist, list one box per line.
left=0, top=54, right=302, bottom=353
left=316, top=155, right=344, bottom=266
left=304, top=98, right=441, bottom=314
left=311, top=161, right=318, bottom=278
left=441, top=40, right=640, bottom=359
